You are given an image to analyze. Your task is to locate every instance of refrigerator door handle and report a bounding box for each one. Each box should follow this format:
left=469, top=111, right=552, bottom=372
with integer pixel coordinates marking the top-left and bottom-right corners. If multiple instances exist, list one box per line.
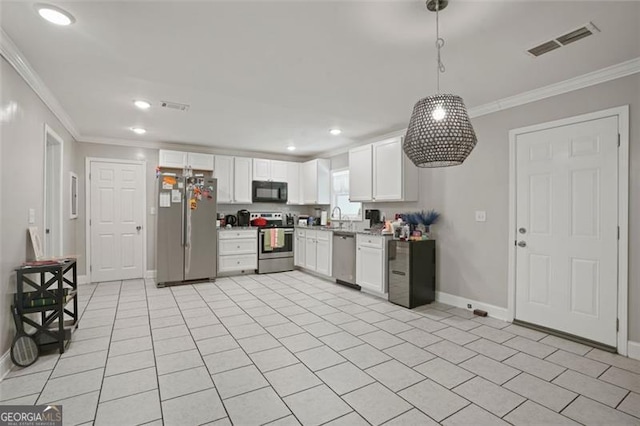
left=181, top=190, right=185, bottom=247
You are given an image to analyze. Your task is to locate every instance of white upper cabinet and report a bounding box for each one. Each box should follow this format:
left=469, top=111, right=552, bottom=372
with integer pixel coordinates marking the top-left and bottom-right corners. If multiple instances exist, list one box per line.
left=159, top=150, right=213, bottom=171
left=349, top=145, right=373, bottom=202
left=213, top=155, right=234, bottom=203
left=213, top=155, right=252, bottom=204
left=234, top=157, right=253, bottom=203
left=348, top=137, right=418, bottom=202
left=187, top=152, right=214, bottom=171
left=253, top=159, right=271, bottom=181
left=271, top=160, right=288, bottom=182
left=286, top=162, right=302, bottom=205
left=302, top=159, right=331, bottom=205
left=158, top=150, right=188, bottom=169
left=253, top=159, right=288, bottom=182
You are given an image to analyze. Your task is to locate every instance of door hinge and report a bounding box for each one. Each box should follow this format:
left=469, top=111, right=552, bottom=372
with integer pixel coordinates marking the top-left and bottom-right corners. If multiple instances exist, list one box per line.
left=618, top=134, right=621, bottom=147
left=89, top=219, right=92, bottom=226
left=616, top=318, right=619, bottom=332
left=514, top=240, right=517, bottom=246
left=90, top=265, right=92, bottom=272
left=618, top=226, right=620, bottom=240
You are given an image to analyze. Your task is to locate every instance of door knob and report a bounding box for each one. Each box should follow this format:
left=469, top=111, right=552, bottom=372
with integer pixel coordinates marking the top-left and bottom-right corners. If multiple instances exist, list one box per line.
left=519, top=227, right=527, bottom=234
left=517, top=241, right=527, bottom=247
left=136, top=225, right=142, bottom=231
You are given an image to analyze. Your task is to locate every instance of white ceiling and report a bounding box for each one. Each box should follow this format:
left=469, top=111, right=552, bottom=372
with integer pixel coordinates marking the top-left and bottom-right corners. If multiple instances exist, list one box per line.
left=1, top=1, right=639, bottom=156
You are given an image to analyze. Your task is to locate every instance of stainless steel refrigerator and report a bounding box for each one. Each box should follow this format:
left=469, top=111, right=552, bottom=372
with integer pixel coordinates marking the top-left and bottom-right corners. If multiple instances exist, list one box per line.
left=157, top=173, right=217, bottom=286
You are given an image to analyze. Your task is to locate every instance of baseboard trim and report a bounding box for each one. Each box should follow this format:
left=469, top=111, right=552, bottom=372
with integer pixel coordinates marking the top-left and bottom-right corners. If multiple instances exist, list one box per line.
left=628, top=341, right=640, bottom=361
left=78, top=275, right=89, bottom=285
left=0, top=349, right=12, bottom=382
left=435, top=291, right=508, bottom=321
left=145, top=270, right=157, bottom=279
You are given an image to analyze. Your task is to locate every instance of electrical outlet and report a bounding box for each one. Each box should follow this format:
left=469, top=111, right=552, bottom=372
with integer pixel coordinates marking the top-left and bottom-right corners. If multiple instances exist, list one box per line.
left=28, top=208, right=35, bottom=224
left=150, top=207, right=156, bottom=215
left=475, top=210, right=486, bottom=222
left=467, top=303, right=472, bottom=309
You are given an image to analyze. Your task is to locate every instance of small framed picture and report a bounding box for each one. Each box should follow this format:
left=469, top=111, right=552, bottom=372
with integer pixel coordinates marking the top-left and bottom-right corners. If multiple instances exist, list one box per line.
left=28, top=227, right=44, bottom=260
left=70, top=172, right=78, bottom=219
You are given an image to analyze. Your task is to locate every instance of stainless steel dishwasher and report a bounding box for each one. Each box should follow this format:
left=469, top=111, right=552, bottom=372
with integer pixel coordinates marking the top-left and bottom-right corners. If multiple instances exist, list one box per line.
left=332, top=231, right=359, bottom=289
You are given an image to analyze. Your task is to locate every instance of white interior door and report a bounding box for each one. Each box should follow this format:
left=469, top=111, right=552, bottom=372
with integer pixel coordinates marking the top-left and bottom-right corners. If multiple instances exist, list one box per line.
left=44, top=128, right=63, bottom=257
left=90, top=161, right=144, bottom=282
left=515, top=116, right=618, bottom=346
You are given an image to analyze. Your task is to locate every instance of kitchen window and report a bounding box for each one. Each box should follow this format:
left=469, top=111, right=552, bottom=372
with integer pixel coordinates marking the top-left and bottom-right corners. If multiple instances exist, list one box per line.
left=331, top=169, right=362, bottom=221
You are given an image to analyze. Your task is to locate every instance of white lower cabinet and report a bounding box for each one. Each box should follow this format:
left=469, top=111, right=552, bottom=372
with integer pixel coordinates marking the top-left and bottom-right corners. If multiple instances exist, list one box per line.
left=356, top=234, right=387, bottom=294
left=294, top=229, right=306, bottom=267
left=295, top=229, right=332, bottom=277
left=218, top=229, right=257, bottom=273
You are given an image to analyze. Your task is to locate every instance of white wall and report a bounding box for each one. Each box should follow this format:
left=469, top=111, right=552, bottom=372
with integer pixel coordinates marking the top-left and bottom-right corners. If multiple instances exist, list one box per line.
left=0, top=56, right=77, bottom=356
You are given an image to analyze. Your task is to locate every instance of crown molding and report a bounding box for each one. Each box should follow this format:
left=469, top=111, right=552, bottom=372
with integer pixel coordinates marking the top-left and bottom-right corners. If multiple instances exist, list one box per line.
left=467, top=57, right=640, bottom=118
left=315, top=56, right=640, bottom=159
left=0, top=27, right=80, bottom=139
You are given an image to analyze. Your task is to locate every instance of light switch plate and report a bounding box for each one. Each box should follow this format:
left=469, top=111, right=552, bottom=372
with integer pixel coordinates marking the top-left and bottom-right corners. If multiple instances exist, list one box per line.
left=150, top=207, right=156, bottom=215
left=475, top=210, right=486, bottom=222
left=28, top=208, right=35, bottom=224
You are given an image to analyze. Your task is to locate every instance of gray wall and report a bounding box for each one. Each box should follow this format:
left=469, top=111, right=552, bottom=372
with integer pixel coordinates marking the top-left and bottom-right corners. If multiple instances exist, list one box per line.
left=74, top=142, right=315, bottom=275
left=0, top=57, right=77, bottom=356
left=423, top=73, right=639, bottom=341
left=333, top=74, right=640, bottom=341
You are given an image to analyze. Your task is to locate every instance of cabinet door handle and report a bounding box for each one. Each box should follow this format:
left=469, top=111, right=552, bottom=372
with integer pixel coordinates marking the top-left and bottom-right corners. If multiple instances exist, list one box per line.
left=392, top=271, right=406, bottom=276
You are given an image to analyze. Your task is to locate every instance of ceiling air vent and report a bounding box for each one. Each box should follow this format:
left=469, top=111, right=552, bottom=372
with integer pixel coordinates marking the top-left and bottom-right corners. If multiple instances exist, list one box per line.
left=528, top=40, right=561, bottom=57
left=160, top=101, right=190, bottom=112
left=557, top=23, right=599, bottom=46
left=527, top=22, right=600, bottom=57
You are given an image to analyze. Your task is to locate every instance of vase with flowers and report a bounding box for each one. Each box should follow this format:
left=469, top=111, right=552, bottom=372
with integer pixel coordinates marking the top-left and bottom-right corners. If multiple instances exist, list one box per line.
left=400, top=210, right=440, bottom=239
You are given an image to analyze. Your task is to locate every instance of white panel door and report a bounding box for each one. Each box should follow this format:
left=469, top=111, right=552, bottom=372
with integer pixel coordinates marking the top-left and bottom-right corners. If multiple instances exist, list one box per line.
left=234, top=157, right=253, bottom=203
left=515, top=116, right=618, bottom=346
left=349, top=144, right=372, bottom=201
left=294, top=230, right=305, bottom=267
left=90, top=161, right=144, bottom=282
left=356, top=244, right=384, bottom=293
left=372, top=138, right=402, bottom=201
left=214, top=155, right=234, bottom=203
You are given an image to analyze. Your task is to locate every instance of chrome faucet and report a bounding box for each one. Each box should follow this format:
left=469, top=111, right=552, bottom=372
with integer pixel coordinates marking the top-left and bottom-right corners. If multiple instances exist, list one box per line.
left=331, top=206, right=342, bottom=229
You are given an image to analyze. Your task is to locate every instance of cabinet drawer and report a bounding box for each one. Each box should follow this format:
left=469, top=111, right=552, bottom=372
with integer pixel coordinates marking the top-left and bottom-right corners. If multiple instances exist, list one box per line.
left=296, top=229, right=306, bottom=238
left=218, top=229, right=257, bottom=240
left=358, top=235, right=384, bottom=249
left=316, top=230, right=331, bottom=241
left=218, top=254, right=257, bottom=272
left=219, top=239, right=256, bottom=255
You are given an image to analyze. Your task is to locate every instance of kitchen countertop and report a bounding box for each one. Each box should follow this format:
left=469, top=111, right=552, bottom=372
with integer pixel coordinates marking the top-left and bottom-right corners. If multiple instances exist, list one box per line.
left=294, top=225, right=392, bottom=237
left=217, top=226, right=258, bottom=231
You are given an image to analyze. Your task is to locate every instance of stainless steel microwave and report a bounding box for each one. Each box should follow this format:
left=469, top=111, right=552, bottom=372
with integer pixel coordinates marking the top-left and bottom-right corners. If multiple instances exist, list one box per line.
left=252, top=181, right=288, bottom=203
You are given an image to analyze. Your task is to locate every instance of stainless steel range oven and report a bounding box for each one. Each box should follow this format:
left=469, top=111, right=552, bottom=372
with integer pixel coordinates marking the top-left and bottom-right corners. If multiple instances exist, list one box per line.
left=252, top=212, right=295, bottom=274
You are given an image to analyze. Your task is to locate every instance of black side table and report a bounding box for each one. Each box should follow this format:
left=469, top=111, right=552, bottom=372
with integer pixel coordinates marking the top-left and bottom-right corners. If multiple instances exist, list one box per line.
left=15, top=259, right=79, bottom=354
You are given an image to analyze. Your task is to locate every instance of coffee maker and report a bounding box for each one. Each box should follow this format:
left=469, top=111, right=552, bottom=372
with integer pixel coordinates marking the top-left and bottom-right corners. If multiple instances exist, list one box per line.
left=237, top=209, right=251, bottom=227
left=365, top=209, right=382, bottom=228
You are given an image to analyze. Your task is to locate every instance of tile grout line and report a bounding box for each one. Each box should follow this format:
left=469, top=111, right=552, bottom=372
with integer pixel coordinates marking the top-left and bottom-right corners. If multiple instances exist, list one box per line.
left=91, top=279, right=124, bottom=423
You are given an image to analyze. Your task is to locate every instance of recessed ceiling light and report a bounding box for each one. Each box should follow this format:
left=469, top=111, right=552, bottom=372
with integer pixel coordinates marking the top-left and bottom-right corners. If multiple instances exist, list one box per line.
left=134, top=100, right=151, bottom=110
left=131, top=127, right=146, bottom=135
left=329, top=128, right=342, bottom=136
left=35, top=4, right=75, bottom=26
left=287, top=146, right=296, bottom=151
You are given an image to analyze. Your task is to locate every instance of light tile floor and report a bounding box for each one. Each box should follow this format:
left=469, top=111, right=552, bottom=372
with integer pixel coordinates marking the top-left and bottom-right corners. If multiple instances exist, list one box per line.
left=2, top=271, right=640, bottom=425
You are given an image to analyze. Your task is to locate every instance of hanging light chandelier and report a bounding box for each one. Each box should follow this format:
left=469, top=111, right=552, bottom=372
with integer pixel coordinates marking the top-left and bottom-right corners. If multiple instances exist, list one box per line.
left=403, top=0, right=477, bottom=168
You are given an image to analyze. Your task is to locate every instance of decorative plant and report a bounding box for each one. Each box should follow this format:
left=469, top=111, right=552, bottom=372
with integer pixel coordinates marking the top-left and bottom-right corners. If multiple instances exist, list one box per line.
left=401, top=210, right=440, bottom=226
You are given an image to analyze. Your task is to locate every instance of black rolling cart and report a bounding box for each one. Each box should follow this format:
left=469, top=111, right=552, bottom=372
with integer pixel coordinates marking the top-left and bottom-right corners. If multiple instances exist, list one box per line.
left=14, top=259, right=79, bottom=354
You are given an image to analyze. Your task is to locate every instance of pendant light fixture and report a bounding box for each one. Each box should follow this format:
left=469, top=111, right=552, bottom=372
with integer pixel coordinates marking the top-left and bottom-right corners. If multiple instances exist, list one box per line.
left=403, top=0, right=477, bottom=168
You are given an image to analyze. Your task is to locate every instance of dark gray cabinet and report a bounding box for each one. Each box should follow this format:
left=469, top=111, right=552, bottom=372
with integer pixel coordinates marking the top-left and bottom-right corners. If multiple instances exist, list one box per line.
left=388, top=240, right=436, bottom=309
